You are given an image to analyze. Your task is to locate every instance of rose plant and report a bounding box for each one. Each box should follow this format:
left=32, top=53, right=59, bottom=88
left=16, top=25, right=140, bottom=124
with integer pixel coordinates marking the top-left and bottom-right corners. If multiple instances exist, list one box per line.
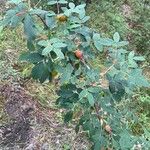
left=0, top=0, right=150, bottom=149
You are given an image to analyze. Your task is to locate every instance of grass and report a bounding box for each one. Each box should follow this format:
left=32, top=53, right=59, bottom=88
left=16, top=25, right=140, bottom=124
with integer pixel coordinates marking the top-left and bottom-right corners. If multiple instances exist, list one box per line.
left=87, top=0, right=150, bottom=60
left=131, top=92, right=150, bottom=139
left=87, top=0, right=129, bottom=38
left=0, top=27, right=27, bottom=54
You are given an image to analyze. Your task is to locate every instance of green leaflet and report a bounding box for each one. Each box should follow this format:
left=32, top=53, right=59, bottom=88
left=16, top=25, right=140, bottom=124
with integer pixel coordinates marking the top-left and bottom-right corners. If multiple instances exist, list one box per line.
left=87, top=92, right=95, bottom=106
left=56, top=84, right=80, bottom=109
left=45, top=14, right=57, bottom=29
left=109, top=79, right=125, bottom=101
left=42, top=46, right=53, bottom=56
left=53, top=48, right=65, bottom=59
left=60, top=64, right=74, bottom=84
left=31, top=62, right=50, bottom=83
left=113, top=32, right=120, bottom=42
left=79, top=89, right=95, bottom=106
left=119, top=130, right=134, bottom=150
left=19, top=52, right=44, bottom=63
left=64, top=111, right=73, bottom=123
left=93, top=33, right=103, bottom=52
left=128, top=69, right=150, bottom=87
left=38, top=38, right=67, bottom=59
left=23, top=14, right=37, bottom=41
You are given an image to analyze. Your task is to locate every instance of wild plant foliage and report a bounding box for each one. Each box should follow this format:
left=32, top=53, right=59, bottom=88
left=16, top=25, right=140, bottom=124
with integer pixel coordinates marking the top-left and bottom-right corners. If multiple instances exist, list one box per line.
left=0, top=0, right=150, bottom=149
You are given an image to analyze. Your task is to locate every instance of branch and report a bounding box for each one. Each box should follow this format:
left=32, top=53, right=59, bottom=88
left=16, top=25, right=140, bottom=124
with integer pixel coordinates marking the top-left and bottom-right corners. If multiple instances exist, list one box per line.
left=56, top=1, right=60, bottom=14
left=100, top=63, right=115, bottom=77
left=28, top=0, right=31, bottom=10
left=36, top=14, right=48, bottom=29
left=34, top=0, right=42, bottom=8
left=94, top=103, right=103, bottom=125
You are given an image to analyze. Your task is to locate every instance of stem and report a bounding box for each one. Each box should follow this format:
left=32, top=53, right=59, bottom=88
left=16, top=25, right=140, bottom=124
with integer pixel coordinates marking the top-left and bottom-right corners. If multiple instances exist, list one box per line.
left=28, top=0, right=31, bottom=10
left=34, top=0, right=42, bottom=8
left=81, top=59, right=90, bottom=70
left=36, top=14, right=48, bottom=29
left=94, top=103, right=102, bottom=123
left=57, top=1, right=60, bottom=14
left=100, top=63, right=115, bottom=76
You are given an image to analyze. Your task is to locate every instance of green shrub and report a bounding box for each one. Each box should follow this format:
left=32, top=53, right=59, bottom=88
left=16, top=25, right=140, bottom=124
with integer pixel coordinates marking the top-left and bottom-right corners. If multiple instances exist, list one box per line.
left=0, top=0, right=150, bottom=149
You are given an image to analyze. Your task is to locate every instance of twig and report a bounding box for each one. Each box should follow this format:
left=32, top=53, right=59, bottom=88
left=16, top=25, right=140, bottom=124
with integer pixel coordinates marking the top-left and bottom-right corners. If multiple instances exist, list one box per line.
left=36, top=14, right=48, bottom=28
left=81, top=59, right=90, bottom=70
left=100, top=63, right=115, bottom=76
left=28, top=0, right=31, bottom=10
left=94, top=103, right=102, bottom=123
left=56, top=1, right=60, bottom=14
left=34, top=0, right=42, bottom=8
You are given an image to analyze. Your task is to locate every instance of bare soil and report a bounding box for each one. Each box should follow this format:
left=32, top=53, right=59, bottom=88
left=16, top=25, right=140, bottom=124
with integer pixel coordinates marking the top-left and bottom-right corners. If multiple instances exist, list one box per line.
left=0, top=84, right=35, bottom=149
left=0, top=0, right=6, bottom=13
left=0, top=83, right=90, bottom=150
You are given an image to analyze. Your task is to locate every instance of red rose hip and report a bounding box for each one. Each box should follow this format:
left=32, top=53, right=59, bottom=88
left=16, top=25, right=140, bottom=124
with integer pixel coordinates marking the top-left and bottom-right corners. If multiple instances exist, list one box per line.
left=75, top=50, right=83, bottom=59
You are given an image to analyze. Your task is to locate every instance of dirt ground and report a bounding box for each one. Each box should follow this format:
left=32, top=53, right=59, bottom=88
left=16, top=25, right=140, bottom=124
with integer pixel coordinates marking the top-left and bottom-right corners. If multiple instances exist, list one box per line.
left=0, top=0, right=6, bottom=13
left=0, top=80, right=91, bottom=150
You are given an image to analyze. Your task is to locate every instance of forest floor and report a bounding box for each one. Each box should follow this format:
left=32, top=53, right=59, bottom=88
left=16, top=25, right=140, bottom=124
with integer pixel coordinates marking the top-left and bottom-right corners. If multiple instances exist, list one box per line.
left=0, top=0, right=150, bottom=150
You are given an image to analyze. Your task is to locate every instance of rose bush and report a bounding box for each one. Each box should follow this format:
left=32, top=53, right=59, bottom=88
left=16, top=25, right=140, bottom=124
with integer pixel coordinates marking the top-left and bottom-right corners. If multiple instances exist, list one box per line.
left=0, top=0, right=150, bottom=149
